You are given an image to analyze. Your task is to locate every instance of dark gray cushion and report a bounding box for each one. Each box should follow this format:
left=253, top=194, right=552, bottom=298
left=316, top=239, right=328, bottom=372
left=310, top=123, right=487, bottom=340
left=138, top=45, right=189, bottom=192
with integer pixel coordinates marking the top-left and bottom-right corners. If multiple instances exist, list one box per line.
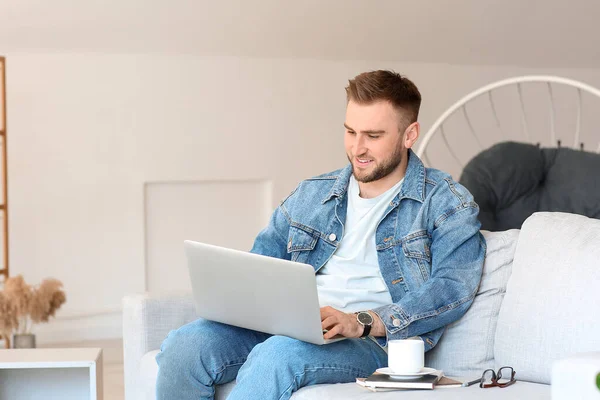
left=459, top=141, right=600, bottom=231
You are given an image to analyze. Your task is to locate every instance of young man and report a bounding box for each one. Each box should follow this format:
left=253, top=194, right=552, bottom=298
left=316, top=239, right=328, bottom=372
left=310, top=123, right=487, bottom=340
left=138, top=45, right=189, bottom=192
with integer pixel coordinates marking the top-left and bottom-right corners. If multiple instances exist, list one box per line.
left=156, top=70, right=486, bottom=400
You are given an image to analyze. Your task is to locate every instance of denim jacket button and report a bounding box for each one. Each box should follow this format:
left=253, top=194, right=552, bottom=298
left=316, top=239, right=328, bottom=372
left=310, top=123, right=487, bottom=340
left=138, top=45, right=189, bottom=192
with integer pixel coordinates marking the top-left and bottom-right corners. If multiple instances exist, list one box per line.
left=328, top=233, right=337, bottom=241
left=393, top=319, right=401, bottom=327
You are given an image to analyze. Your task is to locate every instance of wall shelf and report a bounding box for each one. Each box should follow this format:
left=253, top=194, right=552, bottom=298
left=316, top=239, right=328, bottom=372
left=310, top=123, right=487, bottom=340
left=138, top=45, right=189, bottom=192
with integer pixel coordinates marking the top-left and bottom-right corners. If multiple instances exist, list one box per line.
left=0, top=56, right=8, bottom=283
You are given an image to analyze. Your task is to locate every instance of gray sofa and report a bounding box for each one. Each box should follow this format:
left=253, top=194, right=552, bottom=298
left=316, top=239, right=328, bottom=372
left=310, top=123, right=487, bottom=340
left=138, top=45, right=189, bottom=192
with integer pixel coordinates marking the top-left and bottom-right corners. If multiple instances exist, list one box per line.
left=123, top=212, right=600, bottom=399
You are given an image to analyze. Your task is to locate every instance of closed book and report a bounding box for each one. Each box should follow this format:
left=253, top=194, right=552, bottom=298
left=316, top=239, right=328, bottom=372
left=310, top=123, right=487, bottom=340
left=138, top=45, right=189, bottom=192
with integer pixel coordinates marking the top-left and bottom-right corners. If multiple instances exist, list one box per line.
left=356, top=378, right=398, bottom=392
left=363, top=371, right=443, bottom=390
left=436, top=376, right=463, bottom=388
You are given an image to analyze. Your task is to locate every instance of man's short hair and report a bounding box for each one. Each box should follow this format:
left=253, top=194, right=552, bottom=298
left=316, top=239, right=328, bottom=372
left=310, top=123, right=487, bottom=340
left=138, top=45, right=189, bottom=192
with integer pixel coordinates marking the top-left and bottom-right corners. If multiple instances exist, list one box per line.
left=345, top=70, right=422, bottom=128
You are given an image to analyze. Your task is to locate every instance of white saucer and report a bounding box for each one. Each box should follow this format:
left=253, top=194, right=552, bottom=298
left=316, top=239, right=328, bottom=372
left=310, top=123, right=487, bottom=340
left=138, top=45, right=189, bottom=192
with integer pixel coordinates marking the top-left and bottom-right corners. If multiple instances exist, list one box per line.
left=376, top=367, right=438, bottom=379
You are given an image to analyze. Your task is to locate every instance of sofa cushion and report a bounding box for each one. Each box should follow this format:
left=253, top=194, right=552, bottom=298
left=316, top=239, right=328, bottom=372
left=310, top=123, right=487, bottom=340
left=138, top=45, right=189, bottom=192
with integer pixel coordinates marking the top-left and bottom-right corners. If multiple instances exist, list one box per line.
left=494, top=212, right=600, bottom=384
left=459, top=142, right=600, bottom=231
left=142, top=349, right=551, bottom=399
left=139, top=350, right=159, bottom=399
left=292, top=379, right=550, bottom=399
left=426, top=229, right=519, bottom=377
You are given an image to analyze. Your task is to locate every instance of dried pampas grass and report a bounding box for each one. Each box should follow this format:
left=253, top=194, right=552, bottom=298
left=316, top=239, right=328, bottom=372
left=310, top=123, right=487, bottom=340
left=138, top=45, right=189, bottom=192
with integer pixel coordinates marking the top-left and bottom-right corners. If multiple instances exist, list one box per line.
left=0, top=275, right=66, bottom=345
left=0, top=291, right=18, bottom=335
left=29, top=278, right=66, bottom=324
left=3, top=275, right=33, bottom=332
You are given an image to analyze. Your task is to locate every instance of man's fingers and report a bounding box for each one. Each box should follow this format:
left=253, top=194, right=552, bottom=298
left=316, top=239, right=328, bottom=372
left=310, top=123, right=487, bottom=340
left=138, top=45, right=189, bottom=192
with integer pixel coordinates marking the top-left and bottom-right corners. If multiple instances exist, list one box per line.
left=321, top=316, right=337, bottom=330
left=320, top=308, right=359, bottom=339
left=323, top=325, right=342, bottom=339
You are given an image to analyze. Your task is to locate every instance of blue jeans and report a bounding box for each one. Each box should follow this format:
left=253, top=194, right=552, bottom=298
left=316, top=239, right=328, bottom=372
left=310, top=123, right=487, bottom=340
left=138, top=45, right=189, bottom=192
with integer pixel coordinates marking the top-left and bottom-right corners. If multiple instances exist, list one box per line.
left=155, top=318, right=388, bottom=400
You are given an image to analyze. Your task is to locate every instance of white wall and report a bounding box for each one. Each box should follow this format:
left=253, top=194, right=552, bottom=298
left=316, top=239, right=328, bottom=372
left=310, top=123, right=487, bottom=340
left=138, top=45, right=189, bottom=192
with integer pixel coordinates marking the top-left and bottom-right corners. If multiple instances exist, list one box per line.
left=5, top=53, right=600, bottom=342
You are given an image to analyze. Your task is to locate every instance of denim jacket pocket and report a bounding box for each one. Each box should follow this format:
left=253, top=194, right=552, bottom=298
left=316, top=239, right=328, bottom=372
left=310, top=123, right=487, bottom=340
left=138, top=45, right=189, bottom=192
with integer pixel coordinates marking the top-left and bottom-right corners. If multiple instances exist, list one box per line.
left=401, top=230, right=432, bottom=282
left=287, top=225, right=318, bottom=263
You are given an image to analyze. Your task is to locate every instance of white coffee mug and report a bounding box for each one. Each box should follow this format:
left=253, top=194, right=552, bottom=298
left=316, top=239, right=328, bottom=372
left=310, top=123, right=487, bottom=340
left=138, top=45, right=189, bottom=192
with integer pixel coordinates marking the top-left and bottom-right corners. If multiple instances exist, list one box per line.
left=388, top=337, right=424, bottom=374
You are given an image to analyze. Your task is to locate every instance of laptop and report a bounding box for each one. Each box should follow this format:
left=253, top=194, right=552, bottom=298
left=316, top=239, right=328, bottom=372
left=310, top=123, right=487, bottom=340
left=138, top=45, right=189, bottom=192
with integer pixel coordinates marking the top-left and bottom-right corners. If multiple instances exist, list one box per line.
left=184, top=240, right=345, bottom=345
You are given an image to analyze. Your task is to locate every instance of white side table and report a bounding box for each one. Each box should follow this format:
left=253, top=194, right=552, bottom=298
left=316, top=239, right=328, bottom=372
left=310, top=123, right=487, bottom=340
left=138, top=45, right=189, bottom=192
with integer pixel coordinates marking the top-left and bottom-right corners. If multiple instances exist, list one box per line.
left=0, top=348, right=103, bottom=400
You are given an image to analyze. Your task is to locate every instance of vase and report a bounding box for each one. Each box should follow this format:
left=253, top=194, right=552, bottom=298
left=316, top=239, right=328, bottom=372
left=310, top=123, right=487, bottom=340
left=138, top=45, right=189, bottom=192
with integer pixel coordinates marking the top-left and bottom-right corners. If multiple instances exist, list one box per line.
left=12, top=333, right=36, bottom=349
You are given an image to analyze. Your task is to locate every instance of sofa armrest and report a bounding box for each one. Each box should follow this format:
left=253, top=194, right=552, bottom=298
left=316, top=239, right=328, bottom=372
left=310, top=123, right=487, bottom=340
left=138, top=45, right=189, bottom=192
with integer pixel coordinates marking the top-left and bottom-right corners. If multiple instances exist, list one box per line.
left=551, top=352, right=600, bottom=399
left=122, top=292, right=197, bottom=400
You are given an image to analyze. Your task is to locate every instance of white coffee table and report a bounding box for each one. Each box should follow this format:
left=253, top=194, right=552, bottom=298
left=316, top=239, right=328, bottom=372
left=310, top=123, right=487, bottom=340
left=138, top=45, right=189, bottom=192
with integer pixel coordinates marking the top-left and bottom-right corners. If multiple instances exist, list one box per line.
left=0, top=347, right=103, bottom=400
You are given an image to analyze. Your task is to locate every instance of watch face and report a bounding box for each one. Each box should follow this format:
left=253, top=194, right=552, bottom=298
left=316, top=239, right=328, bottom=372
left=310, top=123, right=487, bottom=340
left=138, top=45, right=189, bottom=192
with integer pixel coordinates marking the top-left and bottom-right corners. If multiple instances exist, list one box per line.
left=357, top=312, right=373, bottom=325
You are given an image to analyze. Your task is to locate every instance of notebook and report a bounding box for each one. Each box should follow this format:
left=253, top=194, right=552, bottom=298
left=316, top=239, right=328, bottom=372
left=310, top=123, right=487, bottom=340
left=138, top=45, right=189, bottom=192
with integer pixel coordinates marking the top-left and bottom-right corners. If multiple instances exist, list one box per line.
left=356, top=370, right=462, bottom=391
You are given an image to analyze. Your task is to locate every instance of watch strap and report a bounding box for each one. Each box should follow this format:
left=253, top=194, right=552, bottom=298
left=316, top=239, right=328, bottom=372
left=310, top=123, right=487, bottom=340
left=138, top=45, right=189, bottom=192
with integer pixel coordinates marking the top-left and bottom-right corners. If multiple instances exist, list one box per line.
left=356, top=311, right=373, bottom=338
left=361, top=323, right=371, bottom=338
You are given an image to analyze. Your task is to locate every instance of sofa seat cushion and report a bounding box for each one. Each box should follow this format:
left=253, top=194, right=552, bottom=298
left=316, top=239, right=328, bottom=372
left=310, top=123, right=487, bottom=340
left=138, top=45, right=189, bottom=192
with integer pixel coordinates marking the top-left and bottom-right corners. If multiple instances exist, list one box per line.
left=139, top=350, right=158, bottom=399
left=293, top=379, right=549, bottom=399
left=426, top=229, right=519, bottom=377
left=494, top=212, right=600, bottom=384
left=142, top=351, right=549, bottom=399
left=140, top=348, right=549, bottom=399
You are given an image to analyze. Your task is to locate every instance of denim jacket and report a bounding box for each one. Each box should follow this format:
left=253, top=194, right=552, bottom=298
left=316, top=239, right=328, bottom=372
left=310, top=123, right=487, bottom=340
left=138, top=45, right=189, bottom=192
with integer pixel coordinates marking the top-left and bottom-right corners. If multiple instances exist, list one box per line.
left=251, top=150, right=486, bottom=351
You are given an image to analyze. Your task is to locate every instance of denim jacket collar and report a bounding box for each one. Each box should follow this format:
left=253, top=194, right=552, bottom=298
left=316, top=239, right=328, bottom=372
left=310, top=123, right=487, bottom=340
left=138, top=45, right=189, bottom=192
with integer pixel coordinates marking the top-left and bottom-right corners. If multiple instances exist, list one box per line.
left=321, top=149, right=426, bottom=204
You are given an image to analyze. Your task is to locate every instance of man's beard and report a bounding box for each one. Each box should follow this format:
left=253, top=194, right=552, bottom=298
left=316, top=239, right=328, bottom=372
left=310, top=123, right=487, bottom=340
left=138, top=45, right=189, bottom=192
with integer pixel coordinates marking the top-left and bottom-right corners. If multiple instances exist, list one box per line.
left=348, top=146, right=404, bottom=183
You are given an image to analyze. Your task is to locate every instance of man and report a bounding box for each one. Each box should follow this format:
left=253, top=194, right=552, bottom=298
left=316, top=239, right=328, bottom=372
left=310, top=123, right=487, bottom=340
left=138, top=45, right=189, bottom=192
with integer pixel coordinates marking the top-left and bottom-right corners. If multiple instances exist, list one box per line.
left=156, top=70, right=486, bottom=400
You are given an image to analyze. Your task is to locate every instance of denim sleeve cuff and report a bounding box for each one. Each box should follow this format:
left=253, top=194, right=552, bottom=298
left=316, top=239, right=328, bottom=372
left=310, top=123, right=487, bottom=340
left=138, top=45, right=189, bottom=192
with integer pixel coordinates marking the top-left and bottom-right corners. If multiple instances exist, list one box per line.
left=371, top=304, right=410, bottom=348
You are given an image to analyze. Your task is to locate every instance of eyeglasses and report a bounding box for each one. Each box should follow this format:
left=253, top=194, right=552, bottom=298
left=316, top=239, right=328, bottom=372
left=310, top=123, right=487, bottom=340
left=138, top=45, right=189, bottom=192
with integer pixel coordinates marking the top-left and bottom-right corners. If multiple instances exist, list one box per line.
left=479, top=366, right=516, bottom=388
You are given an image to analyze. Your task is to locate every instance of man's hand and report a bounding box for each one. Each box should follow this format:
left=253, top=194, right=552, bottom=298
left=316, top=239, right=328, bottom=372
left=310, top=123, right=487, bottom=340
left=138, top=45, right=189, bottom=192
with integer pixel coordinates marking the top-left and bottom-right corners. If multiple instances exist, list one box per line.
left=320, top=306, right=362, bottom=339
left=320, top=307, right=387, bottom=339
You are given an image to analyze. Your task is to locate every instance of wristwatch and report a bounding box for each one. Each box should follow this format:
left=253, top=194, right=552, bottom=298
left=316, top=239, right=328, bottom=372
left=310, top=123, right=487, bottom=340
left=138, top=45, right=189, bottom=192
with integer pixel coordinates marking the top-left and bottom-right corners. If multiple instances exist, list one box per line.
left=356, top=311, right=374, bottom=338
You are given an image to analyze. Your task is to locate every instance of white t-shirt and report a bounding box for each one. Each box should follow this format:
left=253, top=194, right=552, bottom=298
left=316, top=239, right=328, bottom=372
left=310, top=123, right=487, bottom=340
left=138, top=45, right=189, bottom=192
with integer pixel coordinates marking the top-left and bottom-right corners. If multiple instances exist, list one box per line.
left=316, top=175, right=403, bottom=313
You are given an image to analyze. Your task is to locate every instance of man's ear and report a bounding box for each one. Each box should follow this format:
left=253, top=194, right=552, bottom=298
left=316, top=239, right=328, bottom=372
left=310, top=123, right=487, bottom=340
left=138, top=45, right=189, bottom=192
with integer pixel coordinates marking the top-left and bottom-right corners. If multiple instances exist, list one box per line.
left=403, top=122, right=420, bottom=149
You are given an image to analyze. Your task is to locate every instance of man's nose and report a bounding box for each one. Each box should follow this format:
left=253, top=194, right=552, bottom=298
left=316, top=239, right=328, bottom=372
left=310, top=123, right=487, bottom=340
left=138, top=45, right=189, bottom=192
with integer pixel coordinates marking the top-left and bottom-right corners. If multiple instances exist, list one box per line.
left=354, top=134, right=367, bottom=155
